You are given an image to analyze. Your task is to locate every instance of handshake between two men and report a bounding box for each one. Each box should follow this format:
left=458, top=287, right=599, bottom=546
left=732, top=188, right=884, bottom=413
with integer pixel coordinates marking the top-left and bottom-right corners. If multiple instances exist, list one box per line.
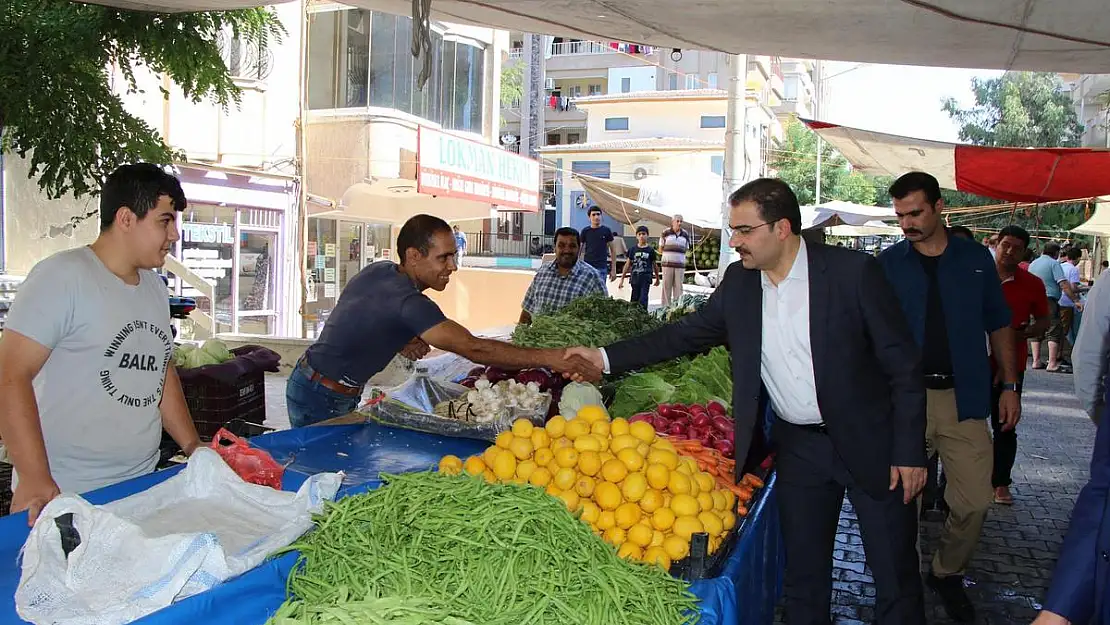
left=554, top=347, right=606, bottom=383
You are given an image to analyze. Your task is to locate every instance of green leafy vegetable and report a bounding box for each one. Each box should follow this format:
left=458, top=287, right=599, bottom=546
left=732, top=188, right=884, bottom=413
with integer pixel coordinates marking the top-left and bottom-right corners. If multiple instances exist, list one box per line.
left=608, top=347, right=732, bottom=418
left=512, top=294, right=661, bottom=348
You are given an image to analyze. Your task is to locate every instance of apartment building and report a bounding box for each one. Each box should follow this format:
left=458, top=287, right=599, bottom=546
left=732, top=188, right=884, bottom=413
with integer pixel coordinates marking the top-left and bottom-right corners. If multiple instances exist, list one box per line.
left=499, top=36, right=818, bottom=242
left=0, top=3, right=305, bottom=338
left=1066, top=74, right=1110, bottom=148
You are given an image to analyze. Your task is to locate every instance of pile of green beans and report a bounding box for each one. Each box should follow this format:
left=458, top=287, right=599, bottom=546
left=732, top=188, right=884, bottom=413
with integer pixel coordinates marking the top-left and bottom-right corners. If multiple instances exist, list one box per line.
left=269, top=593, right=476, bottom=625
left=270, top=472, right=699, bottom=625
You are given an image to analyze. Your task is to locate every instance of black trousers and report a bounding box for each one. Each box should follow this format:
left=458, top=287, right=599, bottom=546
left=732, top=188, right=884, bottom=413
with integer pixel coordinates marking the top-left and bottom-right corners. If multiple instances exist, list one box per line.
left=774, top=419, right=926, bottom=625
left=990, top=372, right=1025, bottom=488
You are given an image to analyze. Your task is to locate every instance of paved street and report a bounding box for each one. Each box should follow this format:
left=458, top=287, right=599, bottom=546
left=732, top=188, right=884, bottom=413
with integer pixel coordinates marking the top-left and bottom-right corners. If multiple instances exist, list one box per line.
left=777, top=368, right=1098, bottom=624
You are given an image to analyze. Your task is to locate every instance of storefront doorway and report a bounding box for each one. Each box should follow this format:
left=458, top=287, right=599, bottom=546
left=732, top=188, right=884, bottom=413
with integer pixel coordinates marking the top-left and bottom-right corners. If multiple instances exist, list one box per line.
left=303, top=217, right=393, bottom=338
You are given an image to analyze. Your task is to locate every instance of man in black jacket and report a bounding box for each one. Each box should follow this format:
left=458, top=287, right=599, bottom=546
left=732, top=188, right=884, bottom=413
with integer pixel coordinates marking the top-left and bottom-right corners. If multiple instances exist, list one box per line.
left=569, top=178, right=927, bottom=625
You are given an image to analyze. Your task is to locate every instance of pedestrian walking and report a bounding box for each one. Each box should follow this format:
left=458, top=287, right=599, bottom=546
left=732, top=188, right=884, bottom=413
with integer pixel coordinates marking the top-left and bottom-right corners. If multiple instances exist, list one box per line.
left=879, top=171, right=1019, bottom=623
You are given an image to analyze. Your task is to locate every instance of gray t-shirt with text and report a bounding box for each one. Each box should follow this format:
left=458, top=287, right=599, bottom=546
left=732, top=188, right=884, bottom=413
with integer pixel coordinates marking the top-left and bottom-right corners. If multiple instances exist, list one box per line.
left=6, top=247, right=172, bottom=494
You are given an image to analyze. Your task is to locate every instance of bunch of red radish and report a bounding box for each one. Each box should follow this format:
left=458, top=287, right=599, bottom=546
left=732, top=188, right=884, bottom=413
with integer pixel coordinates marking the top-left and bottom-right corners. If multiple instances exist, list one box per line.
left=629, top=401, right=736, bottom=458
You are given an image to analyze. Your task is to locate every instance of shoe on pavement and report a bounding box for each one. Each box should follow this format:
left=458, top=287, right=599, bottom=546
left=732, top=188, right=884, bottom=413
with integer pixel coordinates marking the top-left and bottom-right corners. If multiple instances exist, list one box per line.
left=994, top=486, right=1014, bottom=505
left=926, top=572, right=975, bottom=623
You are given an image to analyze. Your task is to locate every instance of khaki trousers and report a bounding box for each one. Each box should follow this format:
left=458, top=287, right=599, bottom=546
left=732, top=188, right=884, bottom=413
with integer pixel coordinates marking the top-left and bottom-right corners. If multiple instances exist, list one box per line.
left=661, top=266, right=684, bottom=306
left=919, top=389, right=993, bottom=577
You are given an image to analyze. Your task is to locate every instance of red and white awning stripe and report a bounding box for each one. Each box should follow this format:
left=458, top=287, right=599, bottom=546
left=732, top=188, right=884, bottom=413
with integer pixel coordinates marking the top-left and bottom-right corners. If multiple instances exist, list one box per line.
left=802, top=119, right=1110, bottom=204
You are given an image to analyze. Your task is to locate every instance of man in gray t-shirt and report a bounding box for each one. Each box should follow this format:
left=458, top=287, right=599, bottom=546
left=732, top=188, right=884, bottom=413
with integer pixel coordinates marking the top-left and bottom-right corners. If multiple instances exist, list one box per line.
left=0, top=164, right=201, bottom=525
left=287, top=214, right=602, bottom=427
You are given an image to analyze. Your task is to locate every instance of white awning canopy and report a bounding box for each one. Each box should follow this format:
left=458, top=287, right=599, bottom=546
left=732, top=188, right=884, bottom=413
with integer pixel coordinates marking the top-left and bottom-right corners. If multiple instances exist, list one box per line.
left=802, top=200, right=897, bottom=229
left=78, top=0, right=1110, bottom=73
left=310, top=178, right=494, bottom=224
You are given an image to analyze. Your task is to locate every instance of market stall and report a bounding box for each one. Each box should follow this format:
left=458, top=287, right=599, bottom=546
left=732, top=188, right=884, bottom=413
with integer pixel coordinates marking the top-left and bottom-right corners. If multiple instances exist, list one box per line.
left=0, top=424, right=781, bottom=625
left=2, top=296, right=783, bottom=625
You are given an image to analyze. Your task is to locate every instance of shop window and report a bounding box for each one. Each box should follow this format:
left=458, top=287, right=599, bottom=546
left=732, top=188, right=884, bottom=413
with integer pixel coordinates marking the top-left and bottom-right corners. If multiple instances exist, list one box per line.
left=368, top=11, right=396, bottom=109
left=178, top=205, right=237, bottom=334
left=308, top=9, right=484, bottom=134
left=604, top=117, right=629, bottom=131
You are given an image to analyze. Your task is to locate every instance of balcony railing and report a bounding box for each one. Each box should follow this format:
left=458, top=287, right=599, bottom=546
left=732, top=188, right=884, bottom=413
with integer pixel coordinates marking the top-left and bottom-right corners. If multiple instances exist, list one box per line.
left=462, top=232, right=555, bottom=258
left=551, top=40, right=613, bottom=56
left=508, top=48, right=523, bottom=59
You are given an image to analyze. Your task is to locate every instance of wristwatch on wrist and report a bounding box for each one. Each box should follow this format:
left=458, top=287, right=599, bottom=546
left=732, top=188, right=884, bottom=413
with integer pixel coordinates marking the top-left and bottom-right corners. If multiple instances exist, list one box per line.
left=999, top=382, right=1019, bottom=392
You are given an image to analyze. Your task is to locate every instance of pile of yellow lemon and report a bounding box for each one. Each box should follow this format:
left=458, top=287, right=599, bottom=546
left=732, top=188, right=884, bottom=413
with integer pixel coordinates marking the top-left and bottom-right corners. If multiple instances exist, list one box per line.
left=438, top=404, right=738, bottom=570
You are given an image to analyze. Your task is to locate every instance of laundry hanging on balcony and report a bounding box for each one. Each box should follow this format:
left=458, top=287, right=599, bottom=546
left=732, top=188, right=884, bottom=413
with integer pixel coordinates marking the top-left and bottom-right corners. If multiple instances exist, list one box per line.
left=547, top=96, right=575, bottom=111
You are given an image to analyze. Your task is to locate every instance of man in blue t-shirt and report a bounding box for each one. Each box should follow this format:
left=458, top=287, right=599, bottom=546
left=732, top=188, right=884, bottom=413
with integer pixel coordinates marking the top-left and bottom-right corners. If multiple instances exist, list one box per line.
left=618, top=225, right=660, bottom=308
left=579, top=206, right=616, bottom=284
left=287, top=214, right=599, bottom=427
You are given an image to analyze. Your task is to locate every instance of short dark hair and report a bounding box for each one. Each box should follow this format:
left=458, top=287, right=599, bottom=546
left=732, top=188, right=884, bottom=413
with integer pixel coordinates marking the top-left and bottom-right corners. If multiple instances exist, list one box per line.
left=728, top=178, right=801, bottom=235
left=1043, top=242, right=1061, bottom=258
left=396, top=214, right=452, bottom=264
left=635, top=225, right=649, bottom=234
left=997, top=225, right=1030, bottom=249
left=554, top=227, right=580, bottom=244
left=587, top=206, right=601, bottom=216
left=889, top=171, right=942, bottom=206
left=100, top=164, right=187, bottom=231
left=947, top=225, right=974, bottom=240
left=1066, top=247, right=1082, bottom=262
left=1102, top=260, right=1109, bottom=268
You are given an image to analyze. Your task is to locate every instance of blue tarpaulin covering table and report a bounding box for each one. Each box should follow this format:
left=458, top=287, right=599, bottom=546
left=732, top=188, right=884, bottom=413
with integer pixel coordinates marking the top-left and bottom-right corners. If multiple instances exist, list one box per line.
left=0, top=423, right=783, bottom=625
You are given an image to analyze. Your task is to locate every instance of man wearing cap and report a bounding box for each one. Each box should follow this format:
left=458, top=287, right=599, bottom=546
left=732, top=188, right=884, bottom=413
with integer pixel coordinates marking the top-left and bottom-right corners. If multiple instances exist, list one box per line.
left=619, top=225, right=661, bottom=309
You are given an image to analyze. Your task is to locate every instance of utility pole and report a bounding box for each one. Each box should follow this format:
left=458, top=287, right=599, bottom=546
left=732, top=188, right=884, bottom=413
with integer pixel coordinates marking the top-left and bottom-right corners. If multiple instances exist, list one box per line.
left=718, top=53, right=748, bottom=280
left=814, top=60, right=823, bottom=205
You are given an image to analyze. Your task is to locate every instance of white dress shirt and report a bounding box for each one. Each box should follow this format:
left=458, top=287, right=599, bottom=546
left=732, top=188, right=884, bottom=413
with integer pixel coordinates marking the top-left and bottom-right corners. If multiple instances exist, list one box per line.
left=597, top=239, right=823, bottom=425
left=761, top=240, right=823, bottom=425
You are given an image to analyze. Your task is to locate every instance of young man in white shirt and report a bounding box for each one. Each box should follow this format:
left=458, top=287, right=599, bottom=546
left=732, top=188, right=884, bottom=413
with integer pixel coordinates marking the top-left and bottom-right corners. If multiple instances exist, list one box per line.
left=0, top=164, right=201, bottom=525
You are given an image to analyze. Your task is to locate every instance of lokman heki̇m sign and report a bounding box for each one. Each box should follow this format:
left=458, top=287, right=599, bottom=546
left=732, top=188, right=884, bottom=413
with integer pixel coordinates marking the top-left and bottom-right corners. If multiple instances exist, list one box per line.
left=417, top=127, right=541, bottom=212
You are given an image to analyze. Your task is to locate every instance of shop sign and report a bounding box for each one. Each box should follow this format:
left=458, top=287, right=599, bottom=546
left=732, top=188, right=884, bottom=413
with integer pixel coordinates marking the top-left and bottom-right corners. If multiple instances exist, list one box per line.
left=417, top=127, right=541, bottom=212
left=182, top=223, right=233, bottom=245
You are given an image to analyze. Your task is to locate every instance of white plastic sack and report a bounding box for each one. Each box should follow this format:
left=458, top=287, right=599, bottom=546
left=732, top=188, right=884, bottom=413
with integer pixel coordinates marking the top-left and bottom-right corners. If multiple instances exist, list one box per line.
left=15, top=447, right=342, bottom=625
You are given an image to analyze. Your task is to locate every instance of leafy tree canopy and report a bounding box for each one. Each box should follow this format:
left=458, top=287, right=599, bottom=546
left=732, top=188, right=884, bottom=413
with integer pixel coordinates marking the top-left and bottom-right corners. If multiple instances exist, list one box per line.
left=0, top=1, right=283, bottom=199
left=941, top=72, right=1088, bottom=242
left=769, top=117, right=880, bottom=207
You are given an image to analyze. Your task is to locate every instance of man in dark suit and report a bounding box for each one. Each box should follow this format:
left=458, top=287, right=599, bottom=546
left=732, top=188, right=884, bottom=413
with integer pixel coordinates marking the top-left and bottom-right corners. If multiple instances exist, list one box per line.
left=1033, top=389, right=1110, bottom=625
left=569, top=178, right=928, bottom=624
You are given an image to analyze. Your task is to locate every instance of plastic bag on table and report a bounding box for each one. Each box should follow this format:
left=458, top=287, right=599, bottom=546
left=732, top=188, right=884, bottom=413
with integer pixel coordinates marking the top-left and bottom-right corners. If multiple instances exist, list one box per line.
left=14, top=448, right=341, bottom=625
left=209, top=428, right=284, bottom=489
left=361, top=366, right=550, bottom=442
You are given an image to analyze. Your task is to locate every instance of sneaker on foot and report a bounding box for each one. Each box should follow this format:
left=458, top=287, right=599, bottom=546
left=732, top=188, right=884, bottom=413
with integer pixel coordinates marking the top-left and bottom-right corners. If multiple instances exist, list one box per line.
left=926, top=572, right=975, bottom=623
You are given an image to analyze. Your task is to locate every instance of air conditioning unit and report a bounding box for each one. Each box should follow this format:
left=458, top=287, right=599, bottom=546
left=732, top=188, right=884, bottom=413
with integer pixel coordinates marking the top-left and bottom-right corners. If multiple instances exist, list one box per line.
left=544, top=77, right=556, bottom=90
left=631, top=163, right=656, bottom=180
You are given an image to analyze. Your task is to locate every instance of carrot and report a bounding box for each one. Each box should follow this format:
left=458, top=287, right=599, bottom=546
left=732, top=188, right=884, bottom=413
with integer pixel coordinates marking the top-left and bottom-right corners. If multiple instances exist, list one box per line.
left=741, top=473, right=765, bottom=489
left=737, top=504, right=749, bottom=517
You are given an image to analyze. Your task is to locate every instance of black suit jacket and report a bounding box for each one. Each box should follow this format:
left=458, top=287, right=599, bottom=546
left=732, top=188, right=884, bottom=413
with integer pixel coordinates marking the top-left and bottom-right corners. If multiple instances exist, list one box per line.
left=606, top=242, right=927, bottom=498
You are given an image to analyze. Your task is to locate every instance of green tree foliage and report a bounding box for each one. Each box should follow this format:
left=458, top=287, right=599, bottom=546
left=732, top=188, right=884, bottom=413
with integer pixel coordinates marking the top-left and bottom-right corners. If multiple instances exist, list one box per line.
left=770, top=117, right=881, bottom=207
left=941, top=72, right=1087, bottom=241
left=0, top=1, right=283, bottom=199
left=942, top=72, right=1082, bottom=148
left=500, top=62, right=524, bottom=109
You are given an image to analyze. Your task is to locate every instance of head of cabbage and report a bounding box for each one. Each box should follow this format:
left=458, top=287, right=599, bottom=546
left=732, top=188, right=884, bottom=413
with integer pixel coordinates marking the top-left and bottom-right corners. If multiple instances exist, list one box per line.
left=173, top=340, right=234, bottom=369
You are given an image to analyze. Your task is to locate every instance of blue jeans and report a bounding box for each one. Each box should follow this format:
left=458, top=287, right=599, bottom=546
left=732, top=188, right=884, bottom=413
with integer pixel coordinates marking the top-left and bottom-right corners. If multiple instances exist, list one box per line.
left=630, top=275, right=651, bottom=308
left=285, top=362, right=360, bottom=428
left=590, top=264, right=609, bottom=284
